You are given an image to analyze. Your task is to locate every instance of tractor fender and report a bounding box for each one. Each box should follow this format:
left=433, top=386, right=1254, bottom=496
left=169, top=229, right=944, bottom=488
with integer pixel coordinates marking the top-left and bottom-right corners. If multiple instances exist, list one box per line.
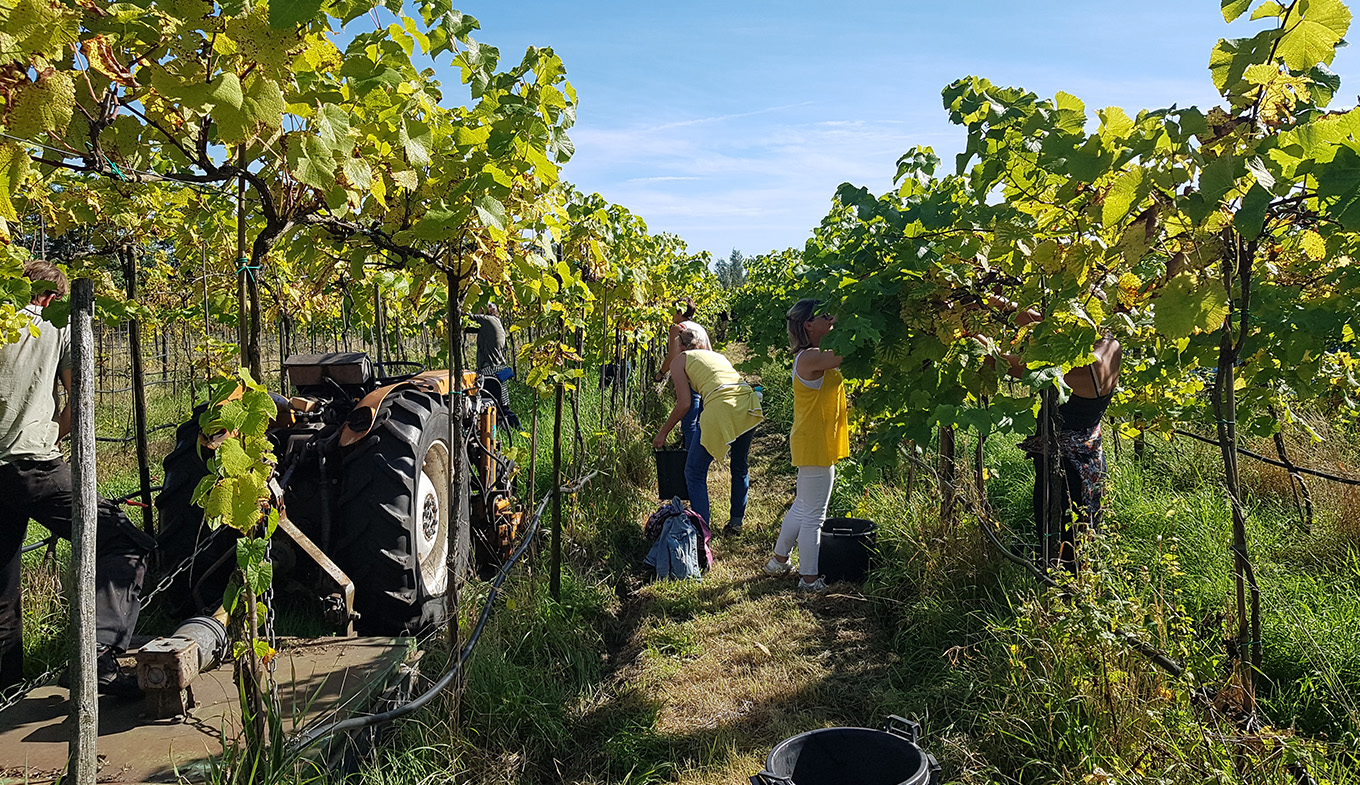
left=340, top=382, right=416, bottom=448
left=338, top=370, right=475, bottom=447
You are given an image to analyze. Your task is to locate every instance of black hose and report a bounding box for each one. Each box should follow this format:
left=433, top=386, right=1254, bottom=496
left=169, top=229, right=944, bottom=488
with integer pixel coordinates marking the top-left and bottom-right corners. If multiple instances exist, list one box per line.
left=96, top=422, right=176, bottom=443
left=1174, top=428, right=1360, bottom=486
left=20, top=538, right=54, bottom=556
left=286, top=470, right=599, bottom=753
left=93, top=378, right=177, bottom=394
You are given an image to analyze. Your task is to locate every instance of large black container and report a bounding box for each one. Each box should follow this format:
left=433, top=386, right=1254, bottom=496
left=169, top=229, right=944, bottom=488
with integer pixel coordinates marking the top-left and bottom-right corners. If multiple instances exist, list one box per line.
left=752, top=715, right=939, bottom=785
left=818, top=517, right=876, bottom=583
left=654, top=448, right=689, bottom=501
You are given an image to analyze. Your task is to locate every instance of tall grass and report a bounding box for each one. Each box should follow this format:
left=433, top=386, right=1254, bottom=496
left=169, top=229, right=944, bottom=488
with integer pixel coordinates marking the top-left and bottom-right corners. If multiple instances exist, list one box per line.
left=838, top=428, right=1360, bottom=782
left=21, top=343, right=1360, bottom=784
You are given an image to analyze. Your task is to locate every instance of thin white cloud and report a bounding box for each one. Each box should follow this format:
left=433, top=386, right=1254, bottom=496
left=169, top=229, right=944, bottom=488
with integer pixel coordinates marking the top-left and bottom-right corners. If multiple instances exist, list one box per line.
left=641, top=102, right=816, bottom=132
left=625, top=175, right=703, bottom=183
left=561, top=113, right=960, bottom=255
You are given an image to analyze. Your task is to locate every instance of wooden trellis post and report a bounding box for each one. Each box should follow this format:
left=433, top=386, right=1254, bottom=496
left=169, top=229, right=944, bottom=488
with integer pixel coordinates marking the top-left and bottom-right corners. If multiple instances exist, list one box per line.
left=122, top=246, right=154, bottom=537
left=68, top=278, right=98, bottom=785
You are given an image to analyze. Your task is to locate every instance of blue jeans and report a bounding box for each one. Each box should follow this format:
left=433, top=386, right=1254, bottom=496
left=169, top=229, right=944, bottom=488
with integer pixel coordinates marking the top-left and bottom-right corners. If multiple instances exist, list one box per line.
left=685, top=423, right=754, bottom=531
left=680, top=393, right=702, bottom=451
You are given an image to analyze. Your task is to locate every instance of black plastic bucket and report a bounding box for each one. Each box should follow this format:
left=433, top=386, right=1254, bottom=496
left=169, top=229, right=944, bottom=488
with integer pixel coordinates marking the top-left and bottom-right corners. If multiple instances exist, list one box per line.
left=752, top=715, right=939, bottom=785
left=818, top=518, right=876, bottom=583
left=654, top=448, right=689, bottom=501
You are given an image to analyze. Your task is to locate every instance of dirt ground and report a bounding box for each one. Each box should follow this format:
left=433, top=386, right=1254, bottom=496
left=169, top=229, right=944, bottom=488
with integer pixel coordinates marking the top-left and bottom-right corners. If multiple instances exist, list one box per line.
left=569, top=424, right=904, bottom=783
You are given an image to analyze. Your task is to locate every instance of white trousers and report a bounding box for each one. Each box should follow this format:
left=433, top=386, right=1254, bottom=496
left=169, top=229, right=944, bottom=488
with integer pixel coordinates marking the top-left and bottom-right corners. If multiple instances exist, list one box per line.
left=775, top=465, right=836, bottom=576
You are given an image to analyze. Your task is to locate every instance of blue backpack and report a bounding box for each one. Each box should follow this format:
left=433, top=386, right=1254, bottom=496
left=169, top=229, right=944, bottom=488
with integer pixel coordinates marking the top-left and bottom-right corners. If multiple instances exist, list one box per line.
left=643, top=497, right=712, bottom=581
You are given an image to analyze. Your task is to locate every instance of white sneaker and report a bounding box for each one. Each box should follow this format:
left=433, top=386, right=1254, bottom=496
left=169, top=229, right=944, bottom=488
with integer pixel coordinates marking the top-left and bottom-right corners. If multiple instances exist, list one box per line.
left=796, top=577, right=827, bottom=592
left=764, top=556, right=793, bottom=575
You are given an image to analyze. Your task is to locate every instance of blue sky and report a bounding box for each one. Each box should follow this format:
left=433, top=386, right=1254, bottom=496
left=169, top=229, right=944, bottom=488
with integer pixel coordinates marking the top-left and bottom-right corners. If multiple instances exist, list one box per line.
left=448, top=2, right=1360, bottom=259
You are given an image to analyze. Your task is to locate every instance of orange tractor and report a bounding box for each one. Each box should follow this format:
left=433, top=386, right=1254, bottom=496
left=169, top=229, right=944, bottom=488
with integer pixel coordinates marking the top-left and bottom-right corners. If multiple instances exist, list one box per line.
left=153, top=353, right=522, bottom=637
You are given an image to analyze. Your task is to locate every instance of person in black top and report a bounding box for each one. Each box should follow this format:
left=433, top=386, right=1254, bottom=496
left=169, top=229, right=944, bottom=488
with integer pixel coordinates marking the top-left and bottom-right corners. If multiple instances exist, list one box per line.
left=980, top=298, right=1122, bottom=564
left=1045, top=349, right=1121, bottom=535
left=468, top=304, right=509, bottom=374
left=465, top=304, right=520, bottom=429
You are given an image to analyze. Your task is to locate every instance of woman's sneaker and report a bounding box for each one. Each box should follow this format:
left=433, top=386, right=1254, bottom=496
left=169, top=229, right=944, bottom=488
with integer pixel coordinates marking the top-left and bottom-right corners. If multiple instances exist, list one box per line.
left=764, top=556, right=793, bottom=575
left=796, top=577, right=828, bottom=592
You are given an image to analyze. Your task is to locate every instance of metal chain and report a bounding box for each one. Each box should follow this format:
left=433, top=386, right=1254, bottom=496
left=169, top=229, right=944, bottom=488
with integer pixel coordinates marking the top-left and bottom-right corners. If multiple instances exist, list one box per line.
left=140, top=528, right=223, bottom=607
left=262, top=533, right=280, bottom=707
left=0, top=668, right=57, bottom=713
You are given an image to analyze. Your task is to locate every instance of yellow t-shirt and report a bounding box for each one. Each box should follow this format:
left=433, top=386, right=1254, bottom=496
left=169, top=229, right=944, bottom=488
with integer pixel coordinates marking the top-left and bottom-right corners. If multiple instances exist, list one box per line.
left=790, top=351, right=849, bottom=467
left=683, top=350, right=763, bottom=459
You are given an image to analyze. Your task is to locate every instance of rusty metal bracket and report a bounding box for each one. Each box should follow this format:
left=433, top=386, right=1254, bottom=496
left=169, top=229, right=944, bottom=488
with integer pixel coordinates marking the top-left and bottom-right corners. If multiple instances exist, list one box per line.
left=273, top=507, right=357, bottom=637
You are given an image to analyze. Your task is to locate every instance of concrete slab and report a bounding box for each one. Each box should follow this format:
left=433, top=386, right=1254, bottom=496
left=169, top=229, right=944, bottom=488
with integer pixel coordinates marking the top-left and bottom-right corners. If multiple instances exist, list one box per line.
left=0, top=637, right=414, bottom=784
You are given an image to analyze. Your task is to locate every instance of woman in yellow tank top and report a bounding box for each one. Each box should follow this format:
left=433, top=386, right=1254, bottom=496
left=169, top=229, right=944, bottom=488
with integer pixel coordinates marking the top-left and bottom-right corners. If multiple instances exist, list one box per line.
left=652, top=330, right=764, bottom=534
left=765, top=298, right=849, bottom=592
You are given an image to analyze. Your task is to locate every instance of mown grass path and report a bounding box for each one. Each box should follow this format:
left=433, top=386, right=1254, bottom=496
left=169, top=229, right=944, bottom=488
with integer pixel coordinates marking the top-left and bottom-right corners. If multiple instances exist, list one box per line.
left=568, top=424, right=903, bottom=784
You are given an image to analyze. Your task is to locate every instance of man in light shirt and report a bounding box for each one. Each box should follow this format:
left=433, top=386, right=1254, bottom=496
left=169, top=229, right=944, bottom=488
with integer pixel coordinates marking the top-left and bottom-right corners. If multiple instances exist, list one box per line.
left=0, top=260, right=155, bottom=697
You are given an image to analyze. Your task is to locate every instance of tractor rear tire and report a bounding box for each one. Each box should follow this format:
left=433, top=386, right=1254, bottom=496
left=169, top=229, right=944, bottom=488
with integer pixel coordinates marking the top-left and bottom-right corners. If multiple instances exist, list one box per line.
left=335, top=389, right=470, bottom=636
left=153, top=412, right=236, bottom=618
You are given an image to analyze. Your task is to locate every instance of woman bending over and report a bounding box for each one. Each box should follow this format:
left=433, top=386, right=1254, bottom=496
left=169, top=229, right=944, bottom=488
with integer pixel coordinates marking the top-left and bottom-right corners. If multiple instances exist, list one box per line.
left=655, top=297, right=712, bottom=450
left=652, top=330, right=763, bottom=535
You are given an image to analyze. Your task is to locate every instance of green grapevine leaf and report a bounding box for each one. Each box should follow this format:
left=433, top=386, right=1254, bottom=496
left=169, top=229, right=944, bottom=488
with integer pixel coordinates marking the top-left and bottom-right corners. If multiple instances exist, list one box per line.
left=1102, top=167, right=1146, bottom=227
left=207, top=73, right=244, bottom=111
left=268, top=0, right=324, bottom=28
left=1222, top=0, right=1254, bottom=22
left=1209, top=30, right=1279, bottom=98
left=6, top=69, right=75, bottom=138
left=286, top=133, right=337, bottom=189
left=314, top=104, right=354, bottom=156
left=191, top=475, right=217, bottom=508
left=218, top=399, right=249, bottom=431
left=1155, top=273, right=1230, bottom=338
left=236, top=537, right=267, bottom=570
left=476, top=195, right=508, bottom=231
left=1234, top=183, right=1271, bottom=239
left=1053, top=91, right=1086, bottom=134
left=1249, top=1, right=1287, bottom=20
left=1274, top=0, right=1351, bottom=71
left=0, top=144, right=29, bottom=222
left=205, top=481, right=233, bottom=525
left=1097, top=106, right=1134, bottom=141
left=218, top=438, right=254, bottom=476
left=399, top=118, right=433, bottom=166
left=222, top=578, right=242, bottom=614
left=225, top=6, right=302, bottom=78
left=244, top=557, right=273, bottom=595
left=1315, top=143, right=1360, bottom=229
left=241, top=394, right=274, bottom=437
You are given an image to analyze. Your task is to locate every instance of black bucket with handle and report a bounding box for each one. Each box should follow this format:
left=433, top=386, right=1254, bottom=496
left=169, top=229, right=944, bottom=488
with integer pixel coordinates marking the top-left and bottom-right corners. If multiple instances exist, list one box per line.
left=654, top=447, right=689, bottom=500
left=751, top=715, right=940, bottom=785
left=818, top=517, right=876, bottom=583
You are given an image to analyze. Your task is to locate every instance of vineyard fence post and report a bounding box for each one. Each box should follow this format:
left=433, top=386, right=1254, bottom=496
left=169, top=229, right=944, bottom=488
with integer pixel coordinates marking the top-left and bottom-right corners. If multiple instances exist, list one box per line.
left=68, top=277, right=99, bottom=785
left=444, top=269, right=466, bottom=715
left=551, top=380, right=564, bottom=602
left=122, top=246, right=155, bottom=537
left=938, top=425, right=956, bottom=524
